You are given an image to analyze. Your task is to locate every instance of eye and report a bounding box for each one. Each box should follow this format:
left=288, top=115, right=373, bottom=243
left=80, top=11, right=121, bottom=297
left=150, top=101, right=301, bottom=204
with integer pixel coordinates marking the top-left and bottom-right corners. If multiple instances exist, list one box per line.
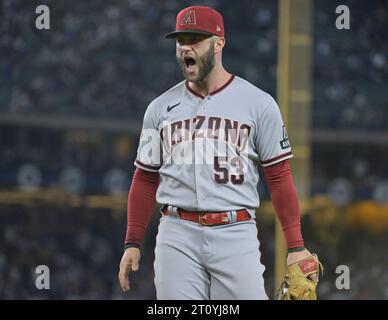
left=192, top=36, right=205, bottom=43
left=177, top=38, right=187, bottom=46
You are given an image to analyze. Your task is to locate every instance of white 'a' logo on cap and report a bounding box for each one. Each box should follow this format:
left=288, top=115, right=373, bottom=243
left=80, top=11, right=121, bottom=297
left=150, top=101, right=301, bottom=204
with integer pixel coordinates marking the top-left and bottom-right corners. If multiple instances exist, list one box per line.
left=216, top=25, right=221, bottom=32
left=180, top=10, right=196, bottom=25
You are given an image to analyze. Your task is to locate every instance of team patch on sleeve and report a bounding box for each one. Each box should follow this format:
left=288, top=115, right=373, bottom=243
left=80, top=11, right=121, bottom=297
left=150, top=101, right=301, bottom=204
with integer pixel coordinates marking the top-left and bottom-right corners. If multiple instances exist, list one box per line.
left=280, top=125, right=291, bottom=150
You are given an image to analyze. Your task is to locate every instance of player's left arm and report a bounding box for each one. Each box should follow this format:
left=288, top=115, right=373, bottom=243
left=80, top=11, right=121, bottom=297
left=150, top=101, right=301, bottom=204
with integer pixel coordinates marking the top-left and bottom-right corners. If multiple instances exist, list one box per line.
left=255, top=96, right=315, bottom=265
left=256, top=97, right=322, bottom=299
left=262, top=159, right=314, bottom=266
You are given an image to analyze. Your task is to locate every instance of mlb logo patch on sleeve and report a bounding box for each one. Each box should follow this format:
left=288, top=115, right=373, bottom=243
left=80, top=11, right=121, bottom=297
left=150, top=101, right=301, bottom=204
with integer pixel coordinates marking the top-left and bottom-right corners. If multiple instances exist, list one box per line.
left=280, top=125, right=291, bottom=149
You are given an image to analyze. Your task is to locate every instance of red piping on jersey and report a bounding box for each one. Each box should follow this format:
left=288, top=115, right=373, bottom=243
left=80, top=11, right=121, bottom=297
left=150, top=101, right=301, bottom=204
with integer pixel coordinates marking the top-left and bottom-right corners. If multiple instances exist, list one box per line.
left=185, top=74, right=235, bottom=99
left=135, top=159, right=161, bottom=170
left=185, top=82, right=204, bottom=99
left=261, top=151, right=292, bottom=165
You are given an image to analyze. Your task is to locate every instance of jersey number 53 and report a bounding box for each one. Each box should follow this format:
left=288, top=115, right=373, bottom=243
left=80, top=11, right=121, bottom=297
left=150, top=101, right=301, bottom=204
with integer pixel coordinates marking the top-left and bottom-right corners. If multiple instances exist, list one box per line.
left=214, top=156, right=244, bottom=185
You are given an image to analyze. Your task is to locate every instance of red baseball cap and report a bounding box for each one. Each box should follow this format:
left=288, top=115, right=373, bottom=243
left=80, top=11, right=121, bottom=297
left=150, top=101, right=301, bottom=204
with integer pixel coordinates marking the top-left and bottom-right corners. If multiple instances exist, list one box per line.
left=165, top=6, right=224, bottom=38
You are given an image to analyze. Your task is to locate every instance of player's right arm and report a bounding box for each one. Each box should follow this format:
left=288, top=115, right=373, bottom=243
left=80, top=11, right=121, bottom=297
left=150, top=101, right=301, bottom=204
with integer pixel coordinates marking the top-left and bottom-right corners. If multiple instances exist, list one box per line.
left=118, top=100, right=162, bottom=292
left=118, top=168, right=160, bottom=292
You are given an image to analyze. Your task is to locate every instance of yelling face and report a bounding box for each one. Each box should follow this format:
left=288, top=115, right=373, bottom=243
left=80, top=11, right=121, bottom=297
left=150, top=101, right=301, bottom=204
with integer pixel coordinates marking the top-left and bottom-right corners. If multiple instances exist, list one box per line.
left=176, top=34, right=216, bottom=83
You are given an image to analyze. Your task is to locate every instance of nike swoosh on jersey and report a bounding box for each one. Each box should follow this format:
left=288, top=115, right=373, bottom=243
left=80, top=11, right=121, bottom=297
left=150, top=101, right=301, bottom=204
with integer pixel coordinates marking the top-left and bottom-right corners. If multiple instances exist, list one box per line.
left=167, top=102, right=181, bottom=112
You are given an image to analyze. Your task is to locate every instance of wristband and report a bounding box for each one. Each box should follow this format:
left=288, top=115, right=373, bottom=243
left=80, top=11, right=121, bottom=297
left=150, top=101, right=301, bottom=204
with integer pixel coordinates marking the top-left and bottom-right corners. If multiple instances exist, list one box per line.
left=288, top=246, right=305, bottom=253
left=124, top=242, right=140, bottom=251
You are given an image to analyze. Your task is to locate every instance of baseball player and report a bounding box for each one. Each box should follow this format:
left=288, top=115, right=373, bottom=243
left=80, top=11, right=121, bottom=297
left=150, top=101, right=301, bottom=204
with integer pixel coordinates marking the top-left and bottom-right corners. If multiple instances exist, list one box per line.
left=119, top=6, right=321, bottom=300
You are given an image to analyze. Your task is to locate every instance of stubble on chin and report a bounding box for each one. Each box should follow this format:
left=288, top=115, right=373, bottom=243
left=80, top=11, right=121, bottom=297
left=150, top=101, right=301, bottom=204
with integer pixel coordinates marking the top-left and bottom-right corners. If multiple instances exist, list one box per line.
left=177, top=43, right=215, bottom=84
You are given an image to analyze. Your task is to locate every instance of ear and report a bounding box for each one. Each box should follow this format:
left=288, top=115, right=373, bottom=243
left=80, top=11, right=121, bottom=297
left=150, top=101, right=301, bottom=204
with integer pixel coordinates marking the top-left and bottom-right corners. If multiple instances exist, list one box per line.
left=213, top=37, right=225, bottom=54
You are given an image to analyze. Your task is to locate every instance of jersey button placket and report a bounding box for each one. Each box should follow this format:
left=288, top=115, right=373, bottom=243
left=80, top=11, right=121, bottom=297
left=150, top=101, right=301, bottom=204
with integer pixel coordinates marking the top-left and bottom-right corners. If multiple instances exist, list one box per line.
left=193, top=141, right=205, bottom=205
left=194, top=97, right=209, bottom=206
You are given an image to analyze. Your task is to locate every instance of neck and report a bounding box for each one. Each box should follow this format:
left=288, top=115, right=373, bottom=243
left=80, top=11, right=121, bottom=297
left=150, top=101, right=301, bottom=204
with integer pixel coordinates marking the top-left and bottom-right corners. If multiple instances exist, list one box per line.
left=188, top=64, right=231, bottom=97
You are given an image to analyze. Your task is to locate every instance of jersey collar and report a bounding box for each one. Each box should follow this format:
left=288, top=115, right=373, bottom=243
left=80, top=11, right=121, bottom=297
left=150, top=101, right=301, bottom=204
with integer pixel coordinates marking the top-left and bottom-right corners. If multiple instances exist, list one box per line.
left=185, top=74, right=235, bottom=99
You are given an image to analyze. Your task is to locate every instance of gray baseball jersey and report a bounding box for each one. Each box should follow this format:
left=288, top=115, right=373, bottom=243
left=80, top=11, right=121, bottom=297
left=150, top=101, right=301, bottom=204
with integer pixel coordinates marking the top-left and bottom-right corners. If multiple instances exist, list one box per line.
left=134, top=75, right=292, bottom=214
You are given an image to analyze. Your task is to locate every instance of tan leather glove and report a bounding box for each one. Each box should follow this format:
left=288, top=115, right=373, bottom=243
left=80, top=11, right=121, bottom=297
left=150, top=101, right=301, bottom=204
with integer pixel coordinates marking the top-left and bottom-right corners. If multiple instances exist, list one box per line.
left=275, top=254, right=323, bottom=300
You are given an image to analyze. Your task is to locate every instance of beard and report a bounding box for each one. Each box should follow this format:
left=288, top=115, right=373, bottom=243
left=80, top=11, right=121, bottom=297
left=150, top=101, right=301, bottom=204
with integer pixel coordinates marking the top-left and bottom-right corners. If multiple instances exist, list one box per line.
left=177, top=42, right=216, bottom=83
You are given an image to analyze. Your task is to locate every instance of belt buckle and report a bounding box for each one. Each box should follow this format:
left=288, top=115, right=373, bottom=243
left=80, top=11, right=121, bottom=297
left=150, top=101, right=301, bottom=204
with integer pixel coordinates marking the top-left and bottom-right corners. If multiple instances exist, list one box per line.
left=199, top=212, right=212, bottom=226
left=199, top=212, right=230, bottom=226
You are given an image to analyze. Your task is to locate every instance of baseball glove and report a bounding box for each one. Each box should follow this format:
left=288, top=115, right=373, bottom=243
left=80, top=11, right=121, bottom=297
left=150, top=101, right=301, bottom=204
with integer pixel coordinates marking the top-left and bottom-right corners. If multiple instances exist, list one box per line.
left=275, top=253, right=323, bottom=300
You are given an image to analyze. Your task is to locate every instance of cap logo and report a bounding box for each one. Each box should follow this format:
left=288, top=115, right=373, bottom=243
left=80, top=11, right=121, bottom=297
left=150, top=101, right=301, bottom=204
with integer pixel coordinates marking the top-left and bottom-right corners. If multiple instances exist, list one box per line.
left=180, top=10, right=196, bottom=25
left=216, top=25, right=221, bottom=32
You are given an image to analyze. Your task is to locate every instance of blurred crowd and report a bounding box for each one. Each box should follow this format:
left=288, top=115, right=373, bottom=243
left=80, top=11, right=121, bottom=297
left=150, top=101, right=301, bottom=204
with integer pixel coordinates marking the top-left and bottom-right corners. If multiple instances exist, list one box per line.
left=0, top=204, right=151, bottom=299
left=302, top=213, right=388, bottom=300
left=313, top=0, right=388, bottom=129
left=1, top=0, right=277, bottom=119
left=311, top=144, right=388, bottom=205
left=2, top=0, right=386, bottom=128
left=0, top=125, right=135, bottom=195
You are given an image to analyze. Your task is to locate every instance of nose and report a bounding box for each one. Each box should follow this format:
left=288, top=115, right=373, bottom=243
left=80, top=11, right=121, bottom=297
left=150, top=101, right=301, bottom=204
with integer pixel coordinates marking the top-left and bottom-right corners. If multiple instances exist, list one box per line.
left=181, top=47, right=191, bottom=55
left=177, top=42, right=192, bottom=53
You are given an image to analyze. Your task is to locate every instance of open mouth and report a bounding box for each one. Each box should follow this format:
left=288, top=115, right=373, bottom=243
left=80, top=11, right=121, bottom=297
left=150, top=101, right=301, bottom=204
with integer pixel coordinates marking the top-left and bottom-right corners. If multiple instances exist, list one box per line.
left=184, top=57, right=197, bottom=73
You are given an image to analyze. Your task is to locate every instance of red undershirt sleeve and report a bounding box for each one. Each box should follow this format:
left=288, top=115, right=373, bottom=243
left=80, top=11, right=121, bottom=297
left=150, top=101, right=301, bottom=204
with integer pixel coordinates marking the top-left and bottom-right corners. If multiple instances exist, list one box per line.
left=124, top=168, right=160, bottom=248
left=262, top=159, right=304, bottom=250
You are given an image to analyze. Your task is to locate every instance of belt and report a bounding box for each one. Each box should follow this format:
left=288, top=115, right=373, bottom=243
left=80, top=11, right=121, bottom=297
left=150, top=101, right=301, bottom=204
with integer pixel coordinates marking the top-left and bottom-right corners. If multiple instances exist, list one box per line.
left=161, top=205, right=251, bottom=226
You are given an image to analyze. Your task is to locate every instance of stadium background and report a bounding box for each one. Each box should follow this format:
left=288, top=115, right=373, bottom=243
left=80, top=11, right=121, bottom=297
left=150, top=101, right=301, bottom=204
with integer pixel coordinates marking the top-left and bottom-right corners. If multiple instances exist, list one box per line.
left=1, top=0, right=388, bottom=299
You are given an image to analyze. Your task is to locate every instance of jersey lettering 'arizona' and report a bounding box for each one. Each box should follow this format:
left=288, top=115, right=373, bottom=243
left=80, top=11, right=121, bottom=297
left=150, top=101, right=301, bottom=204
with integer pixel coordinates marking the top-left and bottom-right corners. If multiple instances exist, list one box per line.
left=134, top=75, right=292, bottom=213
